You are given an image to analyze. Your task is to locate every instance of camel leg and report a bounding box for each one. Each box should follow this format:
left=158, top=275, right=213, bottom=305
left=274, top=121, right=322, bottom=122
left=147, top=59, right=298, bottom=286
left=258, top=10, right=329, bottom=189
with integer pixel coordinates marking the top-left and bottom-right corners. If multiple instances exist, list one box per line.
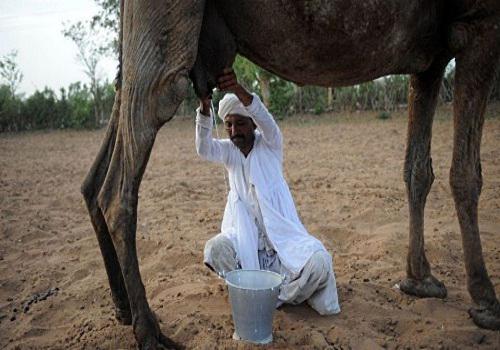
left=450, top=20, right=500, bottom=330
left=399, top=58, right=449, bottom=299
left=81, top=0, right=131, bottom=325
left=90, top=1, right=204, bottom=349
left=82, top=92, right=132, bottom=325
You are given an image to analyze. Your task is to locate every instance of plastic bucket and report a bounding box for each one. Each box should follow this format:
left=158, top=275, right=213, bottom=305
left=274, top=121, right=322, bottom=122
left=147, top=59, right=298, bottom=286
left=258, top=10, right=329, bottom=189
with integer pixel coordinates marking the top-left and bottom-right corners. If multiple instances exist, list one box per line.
left=225, top=269, right=283, bottom=344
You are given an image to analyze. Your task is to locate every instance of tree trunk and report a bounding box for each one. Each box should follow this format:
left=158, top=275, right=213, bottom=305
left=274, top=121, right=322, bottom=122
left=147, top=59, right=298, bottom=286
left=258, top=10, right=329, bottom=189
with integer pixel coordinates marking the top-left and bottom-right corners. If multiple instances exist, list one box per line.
left=94, top=91, right=100, bottom=127
left=91, top=77, right=103, bottom=128
left=294, top=84, right=303, bottom=113
left=258, top=70, right=271, bottom=107
left=327, top=87, right=334, bottom=111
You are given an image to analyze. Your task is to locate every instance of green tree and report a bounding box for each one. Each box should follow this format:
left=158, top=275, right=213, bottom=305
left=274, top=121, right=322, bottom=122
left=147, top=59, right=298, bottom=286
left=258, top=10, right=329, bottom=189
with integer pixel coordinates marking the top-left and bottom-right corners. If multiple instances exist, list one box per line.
left=62, top=21, right=111, bottom=128
left=234, top=55, right=274, bottom=107
left=21, top=87, right=58, bottom=129
left=234, top=55, right=297, bottom=115
left=55, top=87, right=73, bottom=129
left=0, top=84, right=22, bottom=131
left=0, top=50, right=24, bottom=97
left=66, top=82, right=94, bottom=128
left=90, top=0, right=120, bottom=56
left=101, top=81, right=116, bottom=117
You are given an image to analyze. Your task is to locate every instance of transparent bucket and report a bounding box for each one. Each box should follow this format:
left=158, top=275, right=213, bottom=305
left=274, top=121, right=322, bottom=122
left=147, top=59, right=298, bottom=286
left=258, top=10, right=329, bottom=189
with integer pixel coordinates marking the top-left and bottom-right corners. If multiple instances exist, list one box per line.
left=225, top=269, right=283, bottom=344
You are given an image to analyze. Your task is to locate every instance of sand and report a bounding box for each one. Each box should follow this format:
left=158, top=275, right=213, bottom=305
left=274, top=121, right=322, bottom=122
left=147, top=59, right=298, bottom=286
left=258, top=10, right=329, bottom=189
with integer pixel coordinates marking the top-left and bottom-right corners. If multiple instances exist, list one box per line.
left=1, top=106, right=499, bottom=349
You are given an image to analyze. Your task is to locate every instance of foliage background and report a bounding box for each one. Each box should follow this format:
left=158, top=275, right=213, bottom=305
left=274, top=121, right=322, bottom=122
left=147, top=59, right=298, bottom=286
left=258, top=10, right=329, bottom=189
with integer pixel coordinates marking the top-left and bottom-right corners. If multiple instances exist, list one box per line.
left=4, top=55, right=500, bottom=133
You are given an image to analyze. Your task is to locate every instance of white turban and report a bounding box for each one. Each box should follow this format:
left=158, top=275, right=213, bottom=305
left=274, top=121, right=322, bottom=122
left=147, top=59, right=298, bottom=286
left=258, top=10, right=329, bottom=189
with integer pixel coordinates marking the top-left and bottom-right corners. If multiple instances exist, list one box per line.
left=218, top=93, right=252, bottom=122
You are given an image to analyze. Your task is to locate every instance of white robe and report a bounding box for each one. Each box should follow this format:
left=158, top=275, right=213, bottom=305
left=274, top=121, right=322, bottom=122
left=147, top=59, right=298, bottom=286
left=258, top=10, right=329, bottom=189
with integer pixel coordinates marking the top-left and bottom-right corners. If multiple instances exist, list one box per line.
left=195, top=94, right=327, bottom=276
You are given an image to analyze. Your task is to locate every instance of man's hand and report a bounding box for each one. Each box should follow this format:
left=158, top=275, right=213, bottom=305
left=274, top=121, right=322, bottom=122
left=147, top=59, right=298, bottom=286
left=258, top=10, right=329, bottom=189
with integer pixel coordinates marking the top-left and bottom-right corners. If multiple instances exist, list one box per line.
left=217, top=68, right=253, bottom=106
left=199, top=95, right=211, bottom=117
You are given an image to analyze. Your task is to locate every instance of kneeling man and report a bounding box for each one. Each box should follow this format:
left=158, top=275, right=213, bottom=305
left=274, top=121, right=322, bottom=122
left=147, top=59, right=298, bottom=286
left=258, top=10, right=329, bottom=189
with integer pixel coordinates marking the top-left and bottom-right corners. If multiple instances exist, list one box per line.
left=195, top=68, right=340, bottom=315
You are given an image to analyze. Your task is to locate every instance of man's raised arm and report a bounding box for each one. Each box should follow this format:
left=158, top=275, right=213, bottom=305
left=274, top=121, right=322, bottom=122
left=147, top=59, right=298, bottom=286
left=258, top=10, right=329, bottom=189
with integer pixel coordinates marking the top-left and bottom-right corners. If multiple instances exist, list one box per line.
left=244, top=93, right=282, bottom=150
left=217, top=68, right=282, bottom=150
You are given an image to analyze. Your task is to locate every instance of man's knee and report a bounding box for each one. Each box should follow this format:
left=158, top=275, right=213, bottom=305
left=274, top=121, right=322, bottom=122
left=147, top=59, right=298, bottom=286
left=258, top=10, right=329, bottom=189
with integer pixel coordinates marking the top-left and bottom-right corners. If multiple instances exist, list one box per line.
left=303, top=251, right=332, bottom=285
left=204, top=234, right=234, bottom=258
left=309, top=251, right=332, bottom=272
left=203, top=234, right=238, bottom=274
left=304, top=251, right=341, bottom=315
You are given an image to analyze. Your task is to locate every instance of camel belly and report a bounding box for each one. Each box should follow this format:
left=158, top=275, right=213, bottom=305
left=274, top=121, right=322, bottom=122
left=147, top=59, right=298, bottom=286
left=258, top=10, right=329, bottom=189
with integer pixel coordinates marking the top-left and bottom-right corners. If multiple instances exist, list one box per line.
left=216, top=0, right=448, bottom=86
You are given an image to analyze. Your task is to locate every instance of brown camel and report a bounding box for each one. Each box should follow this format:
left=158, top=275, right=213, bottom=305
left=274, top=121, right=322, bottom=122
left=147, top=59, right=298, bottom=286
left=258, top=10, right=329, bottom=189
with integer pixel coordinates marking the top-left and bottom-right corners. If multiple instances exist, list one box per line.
left=81, top=1, right=500, bottom=348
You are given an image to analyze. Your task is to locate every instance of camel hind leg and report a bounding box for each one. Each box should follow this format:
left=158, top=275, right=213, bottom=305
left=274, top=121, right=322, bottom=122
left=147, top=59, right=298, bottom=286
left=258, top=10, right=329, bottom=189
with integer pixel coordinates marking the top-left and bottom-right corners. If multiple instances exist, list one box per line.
left=450, top=17, right=500, bottom=330
left=399, top=56, right=450, bottom=299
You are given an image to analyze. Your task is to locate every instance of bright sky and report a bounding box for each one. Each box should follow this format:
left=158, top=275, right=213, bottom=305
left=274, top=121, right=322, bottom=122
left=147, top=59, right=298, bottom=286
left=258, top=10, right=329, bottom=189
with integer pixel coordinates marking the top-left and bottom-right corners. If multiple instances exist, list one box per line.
left=0, top=0, right=116, bottom=96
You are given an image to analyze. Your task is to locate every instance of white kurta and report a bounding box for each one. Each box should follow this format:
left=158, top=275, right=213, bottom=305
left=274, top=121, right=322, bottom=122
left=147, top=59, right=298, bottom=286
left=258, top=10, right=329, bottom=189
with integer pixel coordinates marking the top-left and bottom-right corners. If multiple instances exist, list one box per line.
left=195, top=94, right=327, bottom=275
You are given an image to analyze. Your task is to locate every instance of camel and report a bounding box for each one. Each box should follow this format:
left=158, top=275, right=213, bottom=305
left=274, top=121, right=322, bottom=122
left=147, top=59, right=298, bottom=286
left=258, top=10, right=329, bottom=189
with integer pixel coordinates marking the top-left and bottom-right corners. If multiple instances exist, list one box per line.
left=81, top=0, right=500, bottom=348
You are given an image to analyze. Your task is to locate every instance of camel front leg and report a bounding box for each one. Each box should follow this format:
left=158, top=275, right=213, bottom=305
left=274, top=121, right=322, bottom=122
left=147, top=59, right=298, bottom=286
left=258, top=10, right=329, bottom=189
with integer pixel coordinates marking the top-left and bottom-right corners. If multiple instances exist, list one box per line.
left=81, top=0, right=132, bottom=324
left=399, top=58, right=449, bottom=298
left=94, top=0, right=204, bottom=348
left=82, top=91, right=132, bottom=325
left=450, top=18, right=500, bottom=330
left=97, top=58, right=186, bottom=350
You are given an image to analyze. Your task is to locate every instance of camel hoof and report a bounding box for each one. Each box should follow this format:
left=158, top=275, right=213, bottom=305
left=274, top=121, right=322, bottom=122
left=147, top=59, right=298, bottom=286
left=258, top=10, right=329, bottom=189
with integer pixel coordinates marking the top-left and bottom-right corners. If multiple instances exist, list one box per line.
left=399, top=275, right=447, bottom=299
left=115, top=306, right=132, bottom=325
left=159, top=332, right=184, bottom=350
left=134, top=310, right=184, bottom=350
left=469, top=304, right=500, bottom=330
left=137, top=332, right=182, bottom=350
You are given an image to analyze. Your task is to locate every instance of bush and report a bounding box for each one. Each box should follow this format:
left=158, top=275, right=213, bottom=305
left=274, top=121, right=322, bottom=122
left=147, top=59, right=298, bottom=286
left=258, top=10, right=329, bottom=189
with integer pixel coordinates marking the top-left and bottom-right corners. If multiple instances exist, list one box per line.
left=0, top=81, right=115, bottom=132
left=0, top=85, right=22, bottom=132
left=21, top=88, right=58, bottom=129
left=66, top=82, right=94, bottom=128
left=268, top=77, right=295, bottom=116
left=377, top=111, right=391, bottom=120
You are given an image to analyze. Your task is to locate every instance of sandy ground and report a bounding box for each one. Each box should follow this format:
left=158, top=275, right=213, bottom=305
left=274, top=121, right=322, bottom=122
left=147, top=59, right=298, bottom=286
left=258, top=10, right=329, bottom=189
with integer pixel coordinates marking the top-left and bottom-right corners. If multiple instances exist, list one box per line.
left=1, top=106, right=499, bottom=349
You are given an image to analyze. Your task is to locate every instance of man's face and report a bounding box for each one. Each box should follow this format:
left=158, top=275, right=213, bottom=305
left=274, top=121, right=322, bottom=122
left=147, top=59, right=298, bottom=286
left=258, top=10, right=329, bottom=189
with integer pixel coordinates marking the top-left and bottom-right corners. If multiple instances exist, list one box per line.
left=224, top=114, right=256, bottom=152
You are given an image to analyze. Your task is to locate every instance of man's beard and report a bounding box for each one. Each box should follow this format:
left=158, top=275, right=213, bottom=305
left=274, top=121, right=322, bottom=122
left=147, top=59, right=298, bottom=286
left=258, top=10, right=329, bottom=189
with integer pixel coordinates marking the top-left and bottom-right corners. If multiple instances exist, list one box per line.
left=231, top=135, right=245, bottom=143
left=231, top=136, right=246, bottom=149
left=231, top=134, right=255, bottom=152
